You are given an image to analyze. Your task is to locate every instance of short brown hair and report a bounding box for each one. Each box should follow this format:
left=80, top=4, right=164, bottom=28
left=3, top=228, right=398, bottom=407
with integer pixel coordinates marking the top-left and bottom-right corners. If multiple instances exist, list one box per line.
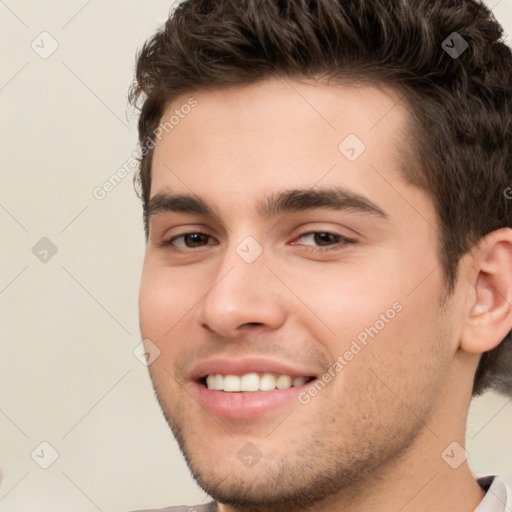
left=129, top=0, right=512, bottom=397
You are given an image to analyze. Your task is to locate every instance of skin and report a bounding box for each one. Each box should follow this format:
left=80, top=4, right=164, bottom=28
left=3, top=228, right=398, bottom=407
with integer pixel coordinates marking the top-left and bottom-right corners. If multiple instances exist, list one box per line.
left=138, top=78, right=512, bottom=512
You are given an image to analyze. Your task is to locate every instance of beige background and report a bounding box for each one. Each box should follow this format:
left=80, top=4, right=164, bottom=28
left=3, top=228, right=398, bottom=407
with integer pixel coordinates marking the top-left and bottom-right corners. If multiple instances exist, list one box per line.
left=0, top=1, right=511, bottom=511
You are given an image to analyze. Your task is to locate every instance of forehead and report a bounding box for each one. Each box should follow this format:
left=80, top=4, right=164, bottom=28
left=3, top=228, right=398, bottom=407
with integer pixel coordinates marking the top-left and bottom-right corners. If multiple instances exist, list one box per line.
left=150, top=78, right=422, bottom=221
left=155, top=78, right=408, bottom=155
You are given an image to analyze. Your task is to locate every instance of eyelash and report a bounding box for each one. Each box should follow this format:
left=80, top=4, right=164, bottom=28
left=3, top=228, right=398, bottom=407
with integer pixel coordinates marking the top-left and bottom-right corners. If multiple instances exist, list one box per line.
left=292, top=232, right=356, bottom=253
left=162, top=231, right=356, bottom=254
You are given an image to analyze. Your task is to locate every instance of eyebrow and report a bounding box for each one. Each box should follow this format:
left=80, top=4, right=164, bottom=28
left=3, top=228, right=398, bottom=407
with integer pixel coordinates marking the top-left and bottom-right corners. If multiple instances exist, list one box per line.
left=145, top=187, right=390, bottom=223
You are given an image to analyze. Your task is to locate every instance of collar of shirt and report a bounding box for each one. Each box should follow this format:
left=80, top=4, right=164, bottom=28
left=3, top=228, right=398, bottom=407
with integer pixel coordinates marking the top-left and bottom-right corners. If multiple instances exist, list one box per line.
left=474, top=475, right=510, bottom=512
left=193, top=476, right=512, bottom=512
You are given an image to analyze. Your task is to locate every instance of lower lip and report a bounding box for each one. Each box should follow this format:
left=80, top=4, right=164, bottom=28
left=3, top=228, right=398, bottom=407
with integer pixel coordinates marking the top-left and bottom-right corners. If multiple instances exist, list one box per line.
left=192, top=380, right=314, bottom=419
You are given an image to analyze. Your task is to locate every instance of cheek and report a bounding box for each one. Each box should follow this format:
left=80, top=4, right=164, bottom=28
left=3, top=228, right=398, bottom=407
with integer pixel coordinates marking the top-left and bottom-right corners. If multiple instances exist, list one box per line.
left=328, top=301, right=450, bottom=439
left=138, top=265, right=167, bottom=339
left=138, top=265, right=190, bottom=390
left=138, top=261, right=201, bottom=339
left=286, top=257, right=447, bottom=372
left=276, top=258, right=403, bottom=343
left=340, top=273, right=450, bottom=403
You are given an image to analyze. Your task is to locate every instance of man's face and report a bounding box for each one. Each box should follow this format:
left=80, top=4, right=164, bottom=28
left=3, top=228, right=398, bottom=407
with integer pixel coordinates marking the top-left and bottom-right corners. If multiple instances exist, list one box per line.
left=139, top=79, right=461, bottom=510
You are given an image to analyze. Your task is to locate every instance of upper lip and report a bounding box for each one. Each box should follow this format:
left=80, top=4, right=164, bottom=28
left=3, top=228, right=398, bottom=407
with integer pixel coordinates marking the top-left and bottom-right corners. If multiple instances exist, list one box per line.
left=189, top=357, right=320, bottom=381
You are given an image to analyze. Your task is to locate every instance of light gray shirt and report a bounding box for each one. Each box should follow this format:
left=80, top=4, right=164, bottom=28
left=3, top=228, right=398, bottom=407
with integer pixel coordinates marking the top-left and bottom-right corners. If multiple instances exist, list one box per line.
left=474, top=475, right=510, bottom=512
left=130, top=475, right=510, bottom=512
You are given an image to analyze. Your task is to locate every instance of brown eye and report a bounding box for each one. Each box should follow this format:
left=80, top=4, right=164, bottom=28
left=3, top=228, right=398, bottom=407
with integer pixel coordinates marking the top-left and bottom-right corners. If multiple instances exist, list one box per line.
left=292, top=231, right=355, bottom=252
left=166, top=232, right=213, bottom=248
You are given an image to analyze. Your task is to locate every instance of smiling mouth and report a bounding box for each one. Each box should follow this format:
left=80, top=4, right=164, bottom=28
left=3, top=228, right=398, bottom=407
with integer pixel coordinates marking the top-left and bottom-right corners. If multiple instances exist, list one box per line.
left=201, top=372, right=316, bottom=392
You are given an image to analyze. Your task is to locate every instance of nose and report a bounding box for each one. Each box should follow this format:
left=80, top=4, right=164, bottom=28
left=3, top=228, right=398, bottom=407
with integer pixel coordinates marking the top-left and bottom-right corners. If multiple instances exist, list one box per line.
left=198, top=243, right=287, bottom=339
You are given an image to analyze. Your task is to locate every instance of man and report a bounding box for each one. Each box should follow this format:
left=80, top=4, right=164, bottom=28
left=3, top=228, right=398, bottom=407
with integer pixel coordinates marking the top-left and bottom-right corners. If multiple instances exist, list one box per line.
left=129, top=0, right=512, bottom=510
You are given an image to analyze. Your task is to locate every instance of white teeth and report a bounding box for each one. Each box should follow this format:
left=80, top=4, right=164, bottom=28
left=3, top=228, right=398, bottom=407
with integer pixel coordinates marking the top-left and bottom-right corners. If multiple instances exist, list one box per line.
left=204, top=373, right=311, bottom=392
left=214, top=374, right=223, bottom=390
left=292, top=376, right=307, bottom=387
left=276, top=375, right=292, bottom=389
left=223, top=375, right=240, bottom=391
left=206, top=374, right=216, bottom=389
left=206, top=374, right=223, bottom=390
left=240, top=373, right=260, bottom=392
left=259, top=373, right=276, bottom=391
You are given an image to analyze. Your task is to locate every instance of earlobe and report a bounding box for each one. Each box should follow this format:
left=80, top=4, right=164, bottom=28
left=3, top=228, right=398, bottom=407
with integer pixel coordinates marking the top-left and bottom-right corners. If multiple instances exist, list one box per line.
left=460, top=228, right=512, bottom=354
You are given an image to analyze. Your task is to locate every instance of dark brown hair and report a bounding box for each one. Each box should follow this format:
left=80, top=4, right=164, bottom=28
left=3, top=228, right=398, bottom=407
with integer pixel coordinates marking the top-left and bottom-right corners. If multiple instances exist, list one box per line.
left=129, top=0, right=512, bottom=397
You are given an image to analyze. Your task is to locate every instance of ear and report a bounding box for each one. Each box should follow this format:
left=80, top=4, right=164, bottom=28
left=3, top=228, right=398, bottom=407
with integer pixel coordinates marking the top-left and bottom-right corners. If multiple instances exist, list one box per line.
left=460, top=228, right=512, bottom=354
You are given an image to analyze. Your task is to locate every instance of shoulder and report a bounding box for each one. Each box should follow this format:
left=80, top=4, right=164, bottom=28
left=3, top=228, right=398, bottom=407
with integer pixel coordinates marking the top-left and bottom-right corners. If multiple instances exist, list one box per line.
left=475, top=475, right=510, bottom=512
left=128, top=502, right=216, bottom=512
